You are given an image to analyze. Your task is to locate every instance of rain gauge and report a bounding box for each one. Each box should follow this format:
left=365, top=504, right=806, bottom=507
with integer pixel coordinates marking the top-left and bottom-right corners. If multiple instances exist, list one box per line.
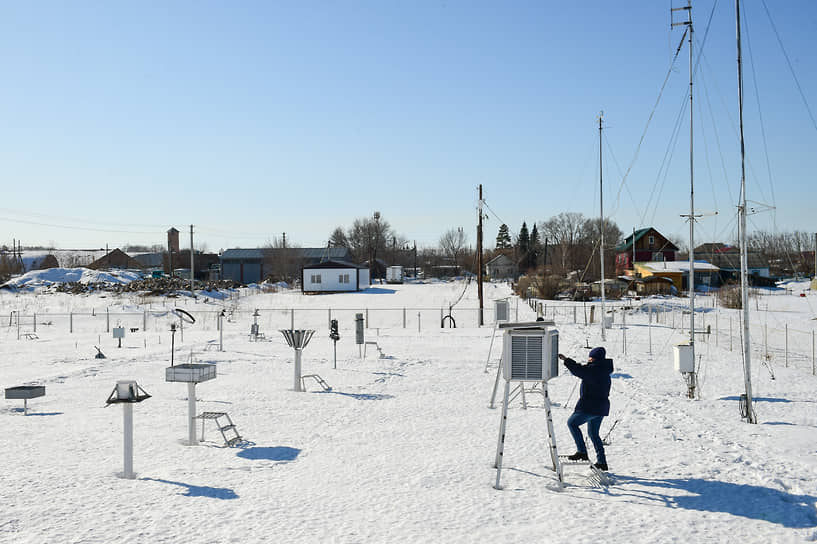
left=105, top=380, right=151, bottom=479
left=280, top=329, right=315, bottom=392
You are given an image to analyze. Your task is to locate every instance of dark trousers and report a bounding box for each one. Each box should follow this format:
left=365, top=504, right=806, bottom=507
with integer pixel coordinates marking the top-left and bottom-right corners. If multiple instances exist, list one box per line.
left=567, top=411, right=606, bottom=464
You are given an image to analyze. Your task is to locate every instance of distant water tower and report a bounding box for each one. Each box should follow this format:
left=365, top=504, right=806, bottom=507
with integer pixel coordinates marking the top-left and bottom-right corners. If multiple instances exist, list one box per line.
left=167, top=227, right=180, bottom=254
left=167, top=227, right=180, bottom=274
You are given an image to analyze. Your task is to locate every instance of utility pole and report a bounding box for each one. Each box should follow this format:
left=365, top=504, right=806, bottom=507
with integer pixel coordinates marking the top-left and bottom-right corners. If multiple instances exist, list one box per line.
left=413, top=241, right=417, bottom=279
left=477, top=184, right=484, bottom=326
left=190, top=225, right=195, bottom=298
left=598, top=112, right=606, bottom=341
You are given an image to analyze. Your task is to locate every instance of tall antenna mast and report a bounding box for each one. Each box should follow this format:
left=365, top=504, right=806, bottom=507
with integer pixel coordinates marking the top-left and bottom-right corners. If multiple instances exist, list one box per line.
left=598, top=111, right=606, bottom=341
left=673, top=0, right=698, bottom=398
left=736, top=0, right=756, bottom=423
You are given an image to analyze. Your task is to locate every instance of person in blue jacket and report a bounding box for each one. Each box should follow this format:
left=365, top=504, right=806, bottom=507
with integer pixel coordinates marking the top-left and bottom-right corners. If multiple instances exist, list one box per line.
left=558, top=346, right=613, bottom=471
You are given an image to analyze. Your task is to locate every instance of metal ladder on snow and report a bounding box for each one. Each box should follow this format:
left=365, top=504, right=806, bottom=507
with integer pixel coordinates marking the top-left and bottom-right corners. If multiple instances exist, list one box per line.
left=195, top=412, right=243, bottom=447
left=301, top=374, right=332, bottom=391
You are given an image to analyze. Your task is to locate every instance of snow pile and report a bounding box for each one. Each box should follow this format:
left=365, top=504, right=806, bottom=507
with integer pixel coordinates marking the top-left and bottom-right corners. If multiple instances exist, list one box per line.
left=1, top=267, right=142, bottom=290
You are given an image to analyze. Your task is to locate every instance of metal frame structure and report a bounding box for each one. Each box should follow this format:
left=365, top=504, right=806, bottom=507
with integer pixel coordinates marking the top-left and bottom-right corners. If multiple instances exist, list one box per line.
left=492, top=321, right=562, bottom=490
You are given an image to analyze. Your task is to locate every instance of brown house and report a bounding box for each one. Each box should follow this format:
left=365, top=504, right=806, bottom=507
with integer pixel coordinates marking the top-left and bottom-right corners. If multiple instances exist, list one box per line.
left=36, top=254, right=60, bottom=270
left=88, top=249, right=143, bottom=270
left=615, top=227, right=678, bottom=275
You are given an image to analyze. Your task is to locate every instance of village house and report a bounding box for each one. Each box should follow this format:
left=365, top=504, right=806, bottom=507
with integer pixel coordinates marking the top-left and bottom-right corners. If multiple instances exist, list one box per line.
left=486, top=254, right=517, bottom=280
left=615, top=227, right=678, bottom=276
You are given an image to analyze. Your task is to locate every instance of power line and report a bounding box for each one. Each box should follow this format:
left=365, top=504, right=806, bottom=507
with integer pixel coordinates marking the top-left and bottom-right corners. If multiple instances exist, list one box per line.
left=760, top=0, right=817, bottom=135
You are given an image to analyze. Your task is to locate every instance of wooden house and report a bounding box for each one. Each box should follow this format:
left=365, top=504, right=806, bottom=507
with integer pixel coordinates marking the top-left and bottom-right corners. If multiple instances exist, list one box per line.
left=615, top=227, right=678, bottom=275
left=88, top=249, right=143, bottom=271
left=486, top=254, right=517, bottom=280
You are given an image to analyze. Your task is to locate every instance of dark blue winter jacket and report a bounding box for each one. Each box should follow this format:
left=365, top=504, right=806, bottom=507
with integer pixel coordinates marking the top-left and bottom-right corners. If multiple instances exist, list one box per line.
left=564, top=356, right=613, bottom=416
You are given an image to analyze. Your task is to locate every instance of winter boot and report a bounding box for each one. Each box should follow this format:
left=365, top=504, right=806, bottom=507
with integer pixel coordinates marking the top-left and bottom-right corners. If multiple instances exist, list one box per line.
left=568, top=452, right=589, bottom=461
left=593, top=462, right=608, bottom=471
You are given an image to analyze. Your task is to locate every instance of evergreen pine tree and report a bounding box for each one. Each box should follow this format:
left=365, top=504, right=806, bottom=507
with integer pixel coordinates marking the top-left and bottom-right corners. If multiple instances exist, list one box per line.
left=495, top=224, right=512, bottom=249
left=529, top=223, right=540, bottom=269
left=517, top=222, right=530, bottom=268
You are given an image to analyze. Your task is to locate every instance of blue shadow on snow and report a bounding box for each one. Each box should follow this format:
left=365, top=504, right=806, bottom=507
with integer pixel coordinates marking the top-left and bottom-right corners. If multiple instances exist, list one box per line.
left=141, top=478, right=238, bottom=500
left=719, top=396, right=791, bottom=403
left=320, top=391, right=394, bottom=401
left=611, top=372, right=633, bottom=380
left=236, top=446, right=301, bottom=462
left=614, top=475, right=816, bottom=528
left=361, top=287, right=396, bottom=294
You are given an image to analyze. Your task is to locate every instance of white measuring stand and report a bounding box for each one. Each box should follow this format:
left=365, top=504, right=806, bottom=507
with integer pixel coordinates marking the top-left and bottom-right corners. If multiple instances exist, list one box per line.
left=484, top=299, right=510, bottom=375
left=493, top=321, right=562, bottom=490
left=166, top=363, right=217, bottom=445
left=280, top=329, right=316, bottom=392
left=105, top=380, right=151, bottom=479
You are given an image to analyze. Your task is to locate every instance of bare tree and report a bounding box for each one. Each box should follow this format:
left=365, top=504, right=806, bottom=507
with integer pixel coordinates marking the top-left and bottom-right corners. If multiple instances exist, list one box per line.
left=439, top=227, right=468, bottom=271
left=329, top=227, right=349, bottom=248
left=578, top=217, right=622, bottom=280
left=264, top=234, right=301, bottom=283
left=540, top=212, right=586, bottom=273
left=347, top=211, right=394, bottom=273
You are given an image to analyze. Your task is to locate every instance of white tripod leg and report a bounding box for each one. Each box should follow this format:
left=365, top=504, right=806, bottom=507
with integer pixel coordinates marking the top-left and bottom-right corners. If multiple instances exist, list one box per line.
left=494, top=380, right=511, bottom=490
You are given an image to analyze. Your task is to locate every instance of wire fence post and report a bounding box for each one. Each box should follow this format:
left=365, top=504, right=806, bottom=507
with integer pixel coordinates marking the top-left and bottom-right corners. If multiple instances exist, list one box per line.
left=812, top=329, right=815, bottom=376
left=764, top=323, right=768, bottom=361
left=403, top=308, right=407, bottom=329
left=143, top=310, right=147, bottom=332
left=106, top=308, right=110, bottom=333
left=418, top=312, right=421, bottom=333
left=573, top=306, right=577, bottom=324
left=622, top=310, right=627, bottom=355
left=33, top=313, right=36, bottom=334
left=291, top=309, right=295, bottom=330
left=785, top=323, right=788, bottom=368
left=70, top=312, right=73, bottom=334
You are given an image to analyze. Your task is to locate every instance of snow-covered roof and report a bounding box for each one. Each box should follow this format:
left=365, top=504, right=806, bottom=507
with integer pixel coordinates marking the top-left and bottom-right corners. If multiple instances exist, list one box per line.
left=640, top=260, right=719, bottom=273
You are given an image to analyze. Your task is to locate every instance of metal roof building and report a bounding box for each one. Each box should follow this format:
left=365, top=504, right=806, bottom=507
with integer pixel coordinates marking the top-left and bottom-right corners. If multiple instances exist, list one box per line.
left=220, top=247, right=354, bottom=284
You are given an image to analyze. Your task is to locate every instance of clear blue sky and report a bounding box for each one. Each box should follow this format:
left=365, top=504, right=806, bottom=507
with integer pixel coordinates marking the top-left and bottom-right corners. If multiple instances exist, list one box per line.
left=1, top=1, right=815, bottom=252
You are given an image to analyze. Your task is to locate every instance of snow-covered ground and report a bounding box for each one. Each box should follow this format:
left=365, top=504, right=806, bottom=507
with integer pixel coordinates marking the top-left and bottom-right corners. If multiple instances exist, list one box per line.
left=1, top=278, right=816, bottom=543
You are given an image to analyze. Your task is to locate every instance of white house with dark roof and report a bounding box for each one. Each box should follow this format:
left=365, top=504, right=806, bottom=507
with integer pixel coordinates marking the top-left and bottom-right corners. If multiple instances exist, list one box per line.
left=302, top=260, right=371, bottom=293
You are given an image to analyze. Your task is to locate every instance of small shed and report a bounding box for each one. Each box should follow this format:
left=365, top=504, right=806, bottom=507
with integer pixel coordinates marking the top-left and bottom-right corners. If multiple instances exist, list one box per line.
left=302, top=260, right=371, bottom=293
left=635, top=260, right=719, bottom=292
left=633, top=276, right=675, bottom=296
left=486, top=254, right=518, bottom=280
